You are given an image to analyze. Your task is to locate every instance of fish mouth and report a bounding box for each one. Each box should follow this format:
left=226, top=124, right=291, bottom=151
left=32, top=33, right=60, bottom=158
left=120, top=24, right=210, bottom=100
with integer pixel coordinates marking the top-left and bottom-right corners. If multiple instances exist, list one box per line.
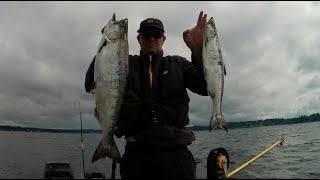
left=205, top=17, right=216, bottom=38
left=119, top=18, right=128, bottom=38
left=110, top=18, right=128, bottom=38
left=105, top=14, right=128, bottom=40
left=111, top=14, right=127, bottom=26
left=119, top=18, right=128, bottom=28
left=207, top=17, right=214, bottom=26
left=113, top=18, right=127, bottom=30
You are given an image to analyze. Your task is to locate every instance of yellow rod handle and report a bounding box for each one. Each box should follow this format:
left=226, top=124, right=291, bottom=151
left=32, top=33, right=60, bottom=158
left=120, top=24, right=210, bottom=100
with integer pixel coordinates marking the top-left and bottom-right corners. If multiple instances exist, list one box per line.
left=227, top=137, right=284, bottom=178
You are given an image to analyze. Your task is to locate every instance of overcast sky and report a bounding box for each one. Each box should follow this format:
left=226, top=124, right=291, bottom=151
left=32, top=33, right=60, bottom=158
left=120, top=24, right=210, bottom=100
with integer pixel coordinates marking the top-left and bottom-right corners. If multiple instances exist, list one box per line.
left=0, top=1, right=319, bottom=129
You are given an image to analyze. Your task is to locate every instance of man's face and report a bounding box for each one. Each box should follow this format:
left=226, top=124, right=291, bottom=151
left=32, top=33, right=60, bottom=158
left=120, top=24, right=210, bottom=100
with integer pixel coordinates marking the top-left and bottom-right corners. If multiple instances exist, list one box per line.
left=137, top=31, right=166, bottom=54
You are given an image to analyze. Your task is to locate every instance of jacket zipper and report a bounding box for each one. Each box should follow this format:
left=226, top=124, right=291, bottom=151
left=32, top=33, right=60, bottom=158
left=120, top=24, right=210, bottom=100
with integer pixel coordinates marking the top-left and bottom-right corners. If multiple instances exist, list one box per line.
left=148, top=54, right=153, bottom=88
left=148, top=54, right=158, bottom=124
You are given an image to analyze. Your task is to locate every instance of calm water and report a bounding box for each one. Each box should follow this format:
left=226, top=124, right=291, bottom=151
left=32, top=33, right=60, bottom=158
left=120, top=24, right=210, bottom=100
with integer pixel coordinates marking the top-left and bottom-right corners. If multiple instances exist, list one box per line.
left=1, top=121, right=320, bottom=179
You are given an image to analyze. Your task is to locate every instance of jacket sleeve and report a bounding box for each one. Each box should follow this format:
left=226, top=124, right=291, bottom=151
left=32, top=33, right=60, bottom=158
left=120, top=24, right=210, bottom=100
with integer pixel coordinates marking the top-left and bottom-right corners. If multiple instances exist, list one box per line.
left=85, top=56, right=96, bottom=93
left=182, top=54, right=208, bottom=96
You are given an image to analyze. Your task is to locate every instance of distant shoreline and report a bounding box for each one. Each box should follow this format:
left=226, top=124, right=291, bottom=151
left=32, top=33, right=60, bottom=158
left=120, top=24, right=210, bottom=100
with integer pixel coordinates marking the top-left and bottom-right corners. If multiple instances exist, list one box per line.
left=1, top=113, right=319, bottom=133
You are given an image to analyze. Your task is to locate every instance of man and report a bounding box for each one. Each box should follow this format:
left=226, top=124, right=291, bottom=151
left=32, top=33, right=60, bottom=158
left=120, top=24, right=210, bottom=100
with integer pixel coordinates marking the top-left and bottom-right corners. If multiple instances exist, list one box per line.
left=85, top=11, right=208, bottom=179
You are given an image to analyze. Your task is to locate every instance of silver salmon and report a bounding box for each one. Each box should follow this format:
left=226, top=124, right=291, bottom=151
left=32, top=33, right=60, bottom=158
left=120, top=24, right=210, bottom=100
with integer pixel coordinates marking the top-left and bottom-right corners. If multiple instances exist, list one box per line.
left=91, top=13, right=128, bottom=163
left=202, top=17, right=228, bottom=132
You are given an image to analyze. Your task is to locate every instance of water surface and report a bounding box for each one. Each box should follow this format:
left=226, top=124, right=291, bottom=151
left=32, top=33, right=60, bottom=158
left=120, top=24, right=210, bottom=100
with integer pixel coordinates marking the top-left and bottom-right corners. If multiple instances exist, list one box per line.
left=0, top=121, right=319, bottom=179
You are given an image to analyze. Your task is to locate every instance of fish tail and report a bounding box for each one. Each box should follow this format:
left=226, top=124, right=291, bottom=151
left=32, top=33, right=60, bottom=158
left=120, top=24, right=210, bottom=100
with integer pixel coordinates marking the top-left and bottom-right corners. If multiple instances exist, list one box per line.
left=209, top=114, right=228, bottom=132
left=91, top=137, right=121, bottom=163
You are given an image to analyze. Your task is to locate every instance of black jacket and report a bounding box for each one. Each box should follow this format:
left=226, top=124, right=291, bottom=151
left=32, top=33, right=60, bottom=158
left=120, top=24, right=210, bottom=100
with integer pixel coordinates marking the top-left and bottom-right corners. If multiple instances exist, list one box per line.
left=85, top=51, right=208, bottom=145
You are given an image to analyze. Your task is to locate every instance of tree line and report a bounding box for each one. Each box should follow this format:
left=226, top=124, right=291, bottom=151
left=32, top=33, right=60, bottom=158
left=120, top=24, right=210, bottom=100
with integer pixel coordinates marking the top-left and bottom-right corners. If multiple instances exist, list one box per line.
left=0, top=113, right=319, bottom=132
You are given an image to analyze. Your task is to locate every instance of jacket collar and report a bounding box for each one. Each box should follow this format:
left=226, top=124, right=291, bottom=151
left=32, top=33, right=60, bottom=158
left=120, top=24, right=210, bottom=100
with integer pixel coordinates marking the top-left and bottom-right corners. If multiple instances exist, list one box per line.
left=139, top=50, right=164, bottom=63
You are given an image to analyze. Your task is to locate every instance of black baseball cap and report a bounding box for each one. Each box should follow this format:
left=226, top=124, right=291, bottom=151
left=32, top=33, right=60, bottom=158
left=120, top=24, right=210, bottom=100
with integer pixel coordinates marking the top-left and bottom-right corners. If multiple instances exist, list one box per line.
left=137, top=18, right=165, bottom=33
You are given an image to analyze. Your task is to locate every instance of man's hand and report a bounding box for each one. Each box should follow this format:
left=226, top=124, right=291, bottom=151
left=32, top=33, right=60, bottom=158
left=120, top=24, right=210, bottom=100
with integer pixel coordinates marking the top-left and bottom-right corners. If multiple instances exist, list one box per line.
left=183, top=11, right=207, bottom=58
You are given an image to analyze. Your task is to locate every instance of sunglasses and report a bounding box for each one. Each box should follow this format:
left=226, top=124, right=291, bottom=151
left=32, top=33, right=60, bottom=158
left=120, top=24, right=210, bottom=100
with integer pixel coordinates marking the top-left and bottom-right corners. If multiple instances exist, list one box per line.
left=139, top=31, right=164, bottom=39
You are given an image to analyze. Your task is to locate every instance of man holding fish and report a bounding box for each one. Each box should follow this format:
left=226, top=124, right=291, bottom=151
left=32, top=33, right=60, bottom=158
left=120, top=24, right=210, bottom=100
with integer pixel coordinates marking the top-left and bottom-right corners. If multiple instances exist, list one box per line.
left=85, top=10, right=227, bottom=179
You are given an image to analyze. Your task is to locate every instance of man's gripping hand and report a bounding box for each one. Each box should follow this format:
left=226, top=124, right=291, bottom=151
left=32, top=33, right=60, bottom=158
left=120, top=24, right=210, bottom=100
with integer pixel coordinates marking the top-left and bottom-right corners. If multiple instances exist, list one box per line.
left=183, top=11, right=207, bottom=58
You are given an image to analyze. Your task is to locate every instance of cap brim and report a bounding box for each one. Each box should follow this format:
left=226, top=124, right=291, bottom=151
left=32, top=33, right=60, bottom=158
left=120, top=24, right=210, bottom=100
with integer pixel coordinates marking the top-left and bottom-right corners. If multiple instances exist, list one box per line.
left=137, top=26, right=164, bottom=33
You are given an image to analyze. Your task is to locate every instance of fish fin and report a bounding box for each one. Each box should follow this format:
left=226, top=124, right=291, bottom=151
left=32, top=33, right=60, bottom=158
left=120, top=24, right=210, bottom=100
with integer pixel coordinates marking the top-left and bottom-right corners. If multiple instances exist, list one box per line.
left=112, top=13, right=116, bottom=21
left=101, top=26, right=105, bottom=34
left=97, top=36, right=107, bottom=54
left=209, top=114, right=214, bottom=132
left=89, top=82, right=96, bottom=94
left=94, top=107, right=98, bottom=120
left=91, top=138, right=121, bottom=163
left=209, top=114, right=228, bottom=132
left=222, top=123, right=228, bottom=132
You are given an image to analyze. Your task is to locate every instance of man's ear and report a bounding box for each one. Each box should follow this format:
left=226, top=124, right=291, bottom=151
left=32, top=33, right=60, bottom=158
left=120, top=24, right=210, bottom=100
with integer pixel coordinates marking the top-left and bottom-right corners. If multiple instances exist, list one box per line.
left=137, top=34, right=143, bottom=41
left=137, top=35, right=144, bottom=47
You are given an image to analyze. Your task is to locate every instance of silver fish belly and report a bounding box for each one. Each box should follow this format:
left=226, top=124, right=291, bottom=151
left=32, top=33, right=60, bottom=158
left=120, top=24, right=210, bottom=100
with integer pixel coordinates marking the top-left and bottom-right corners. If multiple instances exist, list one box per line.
left=91, top=13, right=128, bottom=163
left=202, top=17, right=228, bottom=132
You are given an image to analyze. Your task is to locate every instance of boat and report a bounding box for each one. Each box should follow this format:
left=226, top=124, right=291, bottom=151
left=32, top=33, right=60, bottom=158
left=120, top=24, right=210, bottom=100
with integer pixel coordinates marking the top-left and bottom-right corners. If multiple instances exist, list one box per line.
left=43, top=162, right=73, bottom=179
left=43, top=162, right=105, bottom=179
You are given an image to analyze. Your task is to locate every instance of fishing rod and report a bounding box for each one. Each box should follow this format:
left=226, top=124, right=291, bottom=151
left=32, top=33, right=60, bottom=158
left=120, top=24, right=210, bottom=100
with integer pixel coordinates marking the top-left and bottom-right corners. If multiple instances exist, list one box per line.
left=80, top=111, right=86, bottom=178
left=207, top=137, right=285, bottom=179
left=227, top=137, right=284, bottom=178
left=80, top=112, right=106, bottom=179
left=74, top=100, right=87, bottom=178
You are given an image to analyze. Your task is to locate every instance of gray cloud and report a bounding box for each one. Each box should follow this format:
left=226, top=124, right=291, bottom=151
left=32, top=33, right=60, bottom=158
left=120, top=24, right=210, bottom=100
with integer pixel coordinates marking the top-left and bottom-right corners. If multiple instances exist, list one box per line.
left=297, top=56, right=320, bottom=73
left=307, top=76, right=320, bottom=89
left=0, top=2, right=319, bottom=129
